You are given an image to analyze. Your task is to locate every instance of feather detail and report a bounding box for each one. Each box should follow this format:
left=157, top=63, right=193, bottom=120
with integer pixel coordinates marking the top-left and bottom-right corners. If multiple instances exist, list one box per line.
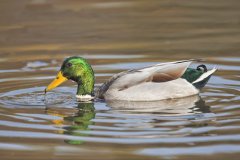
left=193, top=67, right=217, bottom=84
left=96, top=59, right=200, bottom=99
left=150, top=61, right=192, bottom=82
left=113, top=60, right=195, bottom=89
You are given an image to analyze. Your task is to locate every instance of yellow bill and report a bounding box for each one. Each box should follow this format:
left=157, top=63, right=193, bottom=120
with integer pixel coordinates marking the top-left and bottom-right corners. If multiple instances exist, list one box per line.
left=45, top=71, right=67, bottom=93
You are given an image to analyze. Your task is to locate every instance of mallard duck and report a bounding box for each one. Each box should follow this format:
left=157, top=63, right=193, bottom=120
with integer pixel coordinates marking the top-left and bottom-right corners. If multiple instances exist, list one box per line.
left=45, top=56, right=216, bottom=101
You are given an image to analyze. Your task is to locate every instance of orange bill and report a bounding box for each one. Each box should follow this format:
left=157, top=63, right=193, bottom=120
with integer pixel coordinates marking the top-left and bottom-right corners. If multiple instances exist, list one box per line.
left=45, top=71, right=67, bottom=93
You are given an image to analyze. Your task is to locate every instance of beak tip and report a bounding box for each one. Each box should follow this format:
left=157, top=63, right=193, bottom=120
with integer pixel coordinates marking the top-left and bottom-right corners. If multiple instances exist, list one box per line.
left=44, top=71, right=67, bottom=95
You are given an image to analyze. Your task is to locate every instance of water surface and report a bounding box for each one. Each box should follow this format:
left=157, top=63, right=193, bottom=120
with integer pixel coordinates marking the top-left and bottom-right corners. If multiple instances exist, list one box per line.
left=0, top=0, right=240, bottom=160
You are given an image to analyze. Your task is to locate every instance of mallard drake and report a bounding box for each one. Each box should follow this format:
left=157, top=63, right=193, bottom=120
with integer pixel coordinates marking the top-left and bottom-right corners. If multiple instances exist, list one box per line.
left=45, top=56, right=216, bottom=101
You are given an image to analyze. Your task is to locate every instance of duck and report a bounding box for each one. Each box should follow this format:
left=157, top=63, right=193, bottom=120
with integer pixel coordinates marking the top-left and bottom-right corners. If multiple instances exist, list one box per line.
left=45, top=56, right=216, bottom=101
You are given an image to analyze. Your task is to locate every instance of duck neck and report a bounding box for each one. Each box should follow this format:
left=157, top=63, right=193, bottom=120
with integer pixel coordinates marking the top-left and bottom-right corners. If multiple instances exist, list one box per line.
left=76, top=68, right=95, bottom=96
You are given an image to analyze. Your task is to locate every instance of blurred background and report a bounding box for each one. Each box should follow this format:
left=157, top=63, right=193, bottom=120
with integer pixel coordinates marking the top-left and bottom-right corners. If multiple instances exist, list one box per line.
left=1, top=0, right=240, bottom=56
left=1, top=0, right=240, bottom=88
left=0, top=0, right=240, bottom=160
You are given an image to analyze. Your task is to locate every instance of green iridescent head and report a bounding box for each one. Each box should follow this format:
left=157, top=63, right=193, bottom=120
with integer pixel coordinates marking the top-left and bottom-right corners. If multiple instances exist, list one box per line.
left=45, top=56, right=95, bottom=96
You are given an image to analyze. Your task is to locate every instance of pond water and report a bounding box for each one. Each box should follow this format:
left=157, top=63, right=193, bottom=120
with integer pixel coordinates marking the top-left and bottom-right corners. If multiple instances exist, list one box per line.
left=0, top=0, right=240, bottom=160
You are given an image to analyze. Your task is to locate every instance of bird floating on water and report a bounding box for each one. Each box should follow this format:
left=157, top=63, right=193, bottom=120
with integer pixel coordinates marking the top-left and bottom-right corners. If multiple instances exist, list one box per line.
left=45, top=56, right=216, bottom=101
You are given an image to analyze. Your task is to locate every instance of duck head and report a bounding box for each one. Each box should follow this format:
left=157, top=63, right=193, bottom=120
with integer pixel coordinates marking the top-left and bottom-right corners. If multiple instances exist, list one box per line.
left=45, top=56, right=95, bottom=97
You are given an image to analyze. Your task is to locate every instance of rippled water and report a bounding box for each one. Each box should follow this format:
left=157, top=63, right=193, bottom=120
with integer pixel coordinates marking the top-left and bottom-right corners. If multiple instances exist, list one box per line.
left=0, top=0, right=240, bottom=160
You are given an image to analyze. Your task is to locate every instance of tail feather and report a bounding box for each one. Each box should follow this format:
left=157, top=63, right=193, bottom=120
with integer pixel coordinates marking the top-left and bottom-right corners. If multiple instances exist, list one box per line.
left=192, top=67, right=217, bottom=89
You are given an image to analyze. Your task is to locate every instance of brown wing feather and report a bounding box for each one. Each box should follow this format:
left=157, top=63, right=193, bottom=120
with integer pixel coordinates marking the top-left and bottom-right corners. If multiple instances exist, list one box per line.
left=150, top=60, right=193, bottom=82
left=96, top=60, right=197, bottom=98
left=152, top=73, right=175, bottom=82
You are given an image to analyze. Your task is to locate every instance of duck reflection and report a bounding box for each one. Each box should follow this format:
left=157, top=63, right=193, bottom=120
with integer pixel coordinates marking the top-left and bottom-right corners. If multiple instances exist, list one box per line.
left=63, top=102, right=95, bottom=144
left=106, top=95, right=210, bottom=115
left=46, top=95, right=211, bottom=145
left=46, top=102, right=95, bottom=144
left=63, top=102, right=95, bottom=131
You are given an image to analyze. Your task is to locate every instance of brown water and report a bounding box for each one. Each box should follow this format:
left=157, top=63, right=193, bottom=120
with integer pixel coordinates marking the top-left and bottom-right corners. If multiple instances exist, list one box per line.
left=0, top=0, right=240, bottom=160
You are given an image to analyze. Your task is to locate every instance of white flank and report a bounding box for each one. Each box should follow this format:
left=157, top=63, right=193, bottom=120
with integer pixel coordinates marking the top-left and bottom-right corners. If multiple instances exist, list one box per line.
left=76, top=94, right=94, bottom=102
left=193, top=67, right=217, bottom=84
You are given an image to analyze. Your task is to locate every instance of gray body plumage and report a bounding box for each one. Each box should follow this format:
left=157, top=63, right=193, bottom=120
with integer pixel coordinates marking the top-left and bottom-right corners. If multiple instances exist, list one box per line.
left=95, top=59, right=216, bottom=101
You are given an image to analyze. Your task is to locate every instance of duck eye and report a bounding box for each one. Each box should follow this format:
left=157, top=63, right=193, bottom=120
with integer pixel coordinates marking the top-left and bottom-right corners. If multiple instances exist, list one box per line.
left=66, top=63, right=72, bottom=68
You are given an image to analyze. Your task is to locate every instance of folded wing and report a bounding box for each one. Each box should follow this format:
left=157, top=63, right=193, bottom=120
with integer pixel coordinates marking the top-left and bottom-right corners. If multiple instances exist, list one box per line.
left=96, top=59, right=199, bottom=98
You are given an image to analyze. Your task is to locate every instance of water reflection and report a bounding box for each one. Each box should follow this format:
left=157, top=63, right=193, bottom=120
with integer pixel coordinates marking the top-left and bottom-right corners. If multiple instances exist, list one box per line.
left=44, top=95, right=212, bottom=145
left=64, top=103, right=95, bottom=145
left=46, top=102, right=95, bottom=144
left=106, top=95, right=211, bottom=115
left=1, top=0, right=240, bottom=158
